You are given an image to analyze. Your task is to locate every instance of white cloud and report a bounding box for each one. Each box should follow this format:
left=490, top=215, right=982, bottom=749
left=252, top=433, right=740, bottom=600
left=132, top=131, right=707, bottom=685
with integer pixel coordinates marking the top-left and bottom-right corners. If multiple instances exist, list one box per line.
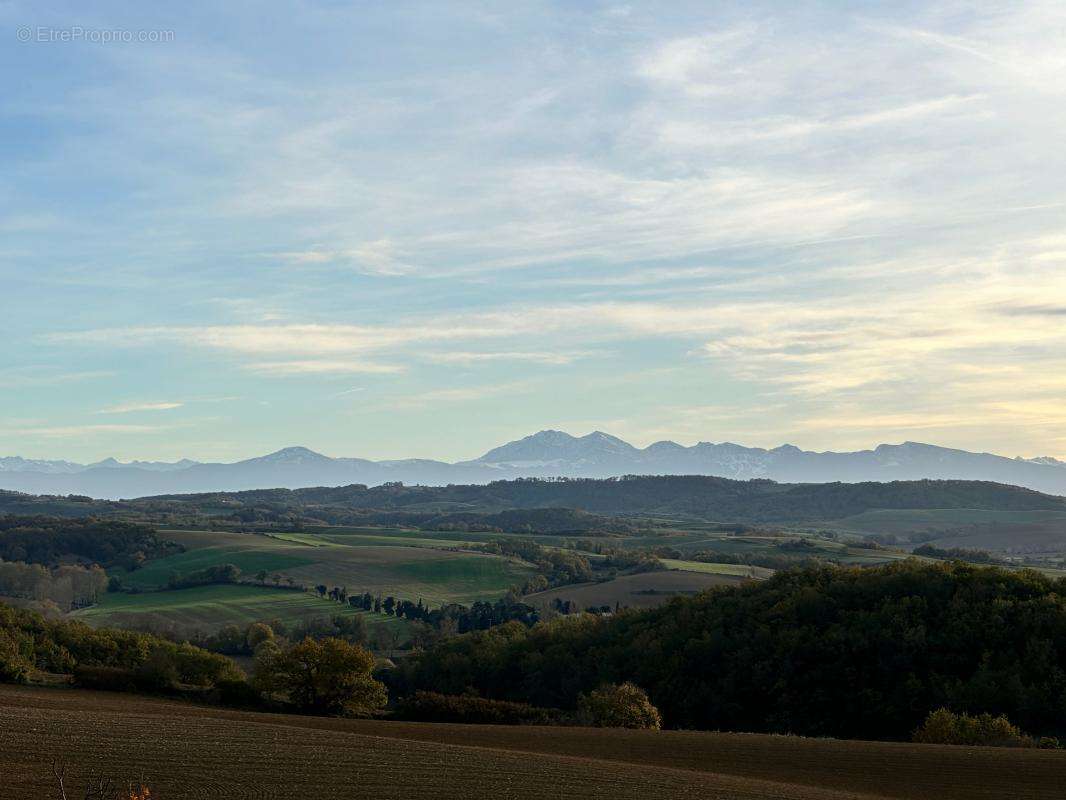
left=244, top=359, right=403, bottom=375
left=276, top=238, right=414, bottom=275
left=0, top=369, right=115, bottom=389
left=424, top=351, right=596, bottom=366
left=4, top=424, right=170, bottom=438
left=637, top=27, right=761, bottom=94
left=383, top=381, right=530, bottom=410
left=98, top=402, right=184, bottom=414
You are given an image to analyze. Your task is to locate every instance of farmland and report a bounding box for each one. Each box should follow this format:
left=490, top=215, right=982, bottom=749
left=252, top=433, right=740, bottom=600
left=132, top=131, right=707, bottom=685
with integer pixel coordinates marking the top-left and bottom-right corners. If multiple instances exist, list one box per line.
left=524, top=570, right=749, bottom=611
left=71, top=583, right=409, bottom=637
left=63, top=507, right=1060, bottom=640
left=80, top=521, right=920, bottom=635
left=138, top=529, right=536, bottom=605
left=2, top=684, right=1064, bottom=800
left=42, top=526, right=541, bottom=638
left=88, top=528, right=536, bottom=633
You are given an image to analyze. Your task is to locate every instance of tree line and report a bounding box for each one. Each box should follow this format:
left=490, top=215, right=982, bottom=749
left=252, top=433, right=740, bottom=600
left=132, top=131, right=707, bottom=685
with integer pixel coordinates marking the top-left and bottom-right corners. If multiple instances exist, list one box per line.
left=0, top=601, right=388, bottom=718
left=313, top=582, right=540, bottom=634
left=0, top=516, right=179, bottom=569
left=0, top=557, right=108, bottom=612
left=15, top=475, right=1063, bottom=530
left=390, top=560, right=1066, bottom=740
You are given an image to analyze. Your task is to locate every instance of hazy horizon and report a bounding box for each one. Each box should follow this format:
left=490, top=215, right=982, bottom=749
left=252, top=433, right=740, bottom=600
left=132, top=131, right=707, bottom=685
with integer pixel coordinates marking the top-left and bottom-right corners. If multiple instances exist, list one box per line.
left=4, top=2, right=1065, bottom=464
left=2, top=429, right=1062, bottom=468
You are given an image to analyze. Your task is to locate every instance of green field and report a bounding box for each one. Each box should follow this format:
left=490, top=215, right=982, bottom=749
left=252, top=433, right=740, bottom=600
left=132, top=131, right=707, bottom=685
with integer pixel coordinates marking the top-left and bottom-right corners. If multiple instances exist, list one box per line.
left=115, top=545, right=315, bottom=589
left=660, top=559, right=774, bottom=579
left=143, top=529, right=536, bottom=604
left=83, top=521, right=966, bottom=638
left=85, top=528, right=536, bottom=635
left=73, top=583, right=409, bottom=636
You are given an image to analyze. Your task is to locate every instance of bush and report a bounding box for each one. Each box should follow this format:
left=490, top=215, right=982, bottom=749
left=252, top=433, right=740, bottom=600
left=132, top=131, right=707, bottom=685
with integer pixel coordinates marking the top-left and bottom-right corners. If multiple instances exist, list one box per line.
left=394, top=691, right=562, bottom=725
left=166, top=563, right=241, bottom=590
left=212, top=677, right=264, bottom=709
left=135, top=648, right=181, bottom=691
left=913, top=708, right=1034, bottom=747
left=0, top=633, right=30, bottom=684
left=73, top=665, right=139, bottom=693
left=577, top=682, right=661, bottom=730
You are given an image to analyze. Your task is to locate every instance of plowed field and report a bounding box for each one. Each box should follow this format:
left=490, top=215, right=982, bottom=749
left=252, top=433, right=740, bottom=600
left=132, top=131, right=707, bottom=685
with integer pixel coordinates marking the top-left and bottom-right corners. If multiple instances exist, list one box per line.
left=1, top=685, right=1063, bottom=800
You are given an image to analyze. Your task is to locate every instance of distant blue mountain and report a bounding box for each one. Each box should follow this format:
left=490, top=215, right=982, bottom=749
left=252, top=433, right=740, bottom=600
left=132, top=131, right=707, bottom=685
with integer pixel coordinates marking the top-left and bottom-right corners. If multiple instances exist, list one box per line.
left=2, top=430, right=1065, bottom=499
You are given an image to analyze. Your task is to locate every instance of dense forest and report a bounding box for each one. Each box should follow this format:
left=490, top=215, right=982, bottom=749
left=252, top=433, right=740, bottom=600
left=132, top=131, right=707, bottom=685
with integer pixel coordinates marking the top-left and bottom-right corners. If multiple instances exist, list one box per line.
left=146, top=476, right=1065, bottom=522
left=6, top=475, right=1059, bottom=530
left=391, top=561, right=1066, bottom=740
left=0, top=516, right=179, bottom=568
left=0, top=603, right=239, bottom=688
left=0, top=559, right=108, bottom=611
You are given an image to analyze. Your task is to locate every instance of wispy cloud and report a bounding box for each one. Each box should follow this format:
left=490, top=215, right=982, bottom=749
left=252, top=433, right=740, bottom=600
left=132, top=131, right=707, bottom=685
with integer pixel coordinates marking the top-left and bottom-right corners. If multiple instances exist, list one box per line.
left=383, top=381, right=530, bottom=411
left=424, top=350, right=597, bottom=366
left=244, top=359, right=403, bottom=375
left=97, top=401, right=184, bottom=414
left=4, top=424, right=171, bottom=439
left=330, top=386, right=366, bottom=398
left=0, top=369, right=115, bottom=389
left=276, top=238, right=415, bottom=275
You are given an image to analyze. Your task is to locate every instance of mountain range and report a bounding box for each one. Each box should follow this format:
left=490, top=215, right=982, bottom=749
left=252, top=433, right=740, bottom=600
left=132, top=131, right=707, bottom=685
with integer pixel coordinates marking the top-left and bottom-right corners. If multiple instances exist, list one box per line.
left=2, top=430, right=1065, bottom=500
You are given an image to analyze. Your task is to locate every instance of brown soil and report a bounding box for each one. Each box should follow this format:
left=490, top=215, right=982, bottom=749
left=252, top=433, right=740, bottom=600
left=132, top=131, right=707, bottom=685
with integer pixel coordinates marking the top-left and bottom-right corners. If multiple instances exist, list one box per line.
left=1, top=684, right=1063, bottom=800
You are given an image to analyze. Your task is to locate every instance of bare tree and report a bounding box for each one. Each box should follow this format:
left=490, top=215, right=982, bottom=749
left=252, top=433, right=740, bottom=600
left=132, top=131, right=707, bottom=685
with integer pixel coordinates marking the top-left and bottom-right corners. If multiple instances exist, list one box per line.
left=373, top=624, right=401, bottom=656
left=52, top=759, right=115, bottom=800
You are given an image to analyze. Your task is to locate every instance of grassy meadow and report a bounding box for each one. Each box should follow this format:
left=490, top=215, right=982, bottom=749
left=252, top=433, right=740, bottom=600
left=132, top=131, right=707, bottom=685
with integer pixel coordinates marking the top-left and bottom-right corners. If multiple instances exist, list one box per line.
left=72, top=583, right=409, bottom=637
left=84, top=527, right=538, bottom=634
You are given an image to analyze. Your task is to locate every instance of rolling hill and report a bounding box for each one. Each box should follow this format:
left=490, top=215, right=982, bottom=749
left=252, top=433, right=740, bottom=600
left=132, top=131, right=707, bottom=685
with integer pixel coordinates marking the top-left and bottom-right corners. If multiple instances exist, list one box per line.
left=2, top=684, right=1063, bottom=800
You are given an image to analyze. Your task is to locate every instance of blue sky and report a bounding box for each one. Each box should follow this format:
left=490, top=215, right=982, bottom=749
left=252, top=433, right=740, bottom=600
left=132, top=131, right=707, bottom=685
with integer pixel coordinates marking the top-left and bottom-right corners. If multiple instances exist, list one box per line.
left=2, top=1, right=1065, bottom=463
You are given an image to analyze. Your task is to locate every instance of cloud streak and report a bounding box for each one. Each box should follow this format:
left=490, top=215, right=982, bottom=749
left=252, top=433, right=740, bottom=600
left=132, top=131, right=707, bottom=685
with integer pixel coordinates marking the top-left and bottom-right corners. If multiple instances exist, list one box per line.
left=98, top=402, right=184, bottom=414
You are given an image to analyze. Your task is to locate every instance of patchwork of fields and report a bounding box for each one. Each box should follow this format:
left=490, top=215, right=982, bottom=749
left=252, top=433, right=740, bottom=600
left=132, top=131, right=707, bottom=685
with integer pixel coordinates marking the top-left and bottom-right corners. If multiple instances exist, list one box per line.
left=525, top=570, right=748, bottom=611
left=74, top=527, right=542, bottom=634
left=76, top=516, right=984, bottom=636
left=79, top=521, right=803, bottom=634
left=123, top=529, right=535, bottom=603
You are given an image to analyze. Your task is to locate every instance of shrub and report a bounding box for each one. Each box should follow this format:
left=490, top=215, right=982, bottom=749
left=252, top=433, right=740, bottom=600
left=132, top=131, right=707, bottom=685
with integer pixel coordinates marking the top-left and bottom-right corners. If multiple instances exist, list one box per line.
left=394, top=691, right=563, bottom=725
left=913, top=708, right=1034, bottom=747
left=73, top=665, right=139, bottom=693
left=212, top=677, right=264, bottom=709
left=166, top=563, right=241, bottom=590
left=577, top=682, right=661, bottom=730
left=135, top=649, right=181, bottom=691
left=0, top=632, right=30, bottom=684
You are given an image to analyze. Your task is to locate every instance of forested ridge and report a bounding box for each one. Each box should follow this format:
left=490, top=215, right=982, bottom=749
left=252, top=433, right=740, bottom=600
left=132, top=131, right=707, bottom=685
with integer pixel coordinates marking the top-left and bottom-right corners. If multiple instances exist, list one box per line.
left=156, top=476, right=1065, bottom=520
left=393, top=561, right=1066, bottom=739
left=0, top=516, right=177, bottom=568
left=3, top=477, right=1062, bottom=530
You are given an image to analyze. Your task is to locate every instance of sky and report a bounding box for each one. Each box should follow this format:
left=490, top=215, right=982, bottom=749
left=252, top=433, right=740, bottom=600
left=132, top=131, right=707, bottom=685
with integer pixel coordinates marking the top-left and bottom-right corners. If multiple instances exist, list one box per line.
left=2, top=1, right=1065, bottom=464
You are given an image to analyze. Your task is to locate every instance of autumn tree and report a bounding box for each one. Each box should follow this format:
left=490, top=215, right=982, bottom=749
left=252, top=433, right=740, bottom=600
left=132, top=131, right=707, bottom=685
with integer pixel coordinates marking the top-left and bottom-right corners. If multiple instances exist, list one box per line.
left=577, top=682, right=661, bottom=730
left=254, top=636, right=386, bottom=715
